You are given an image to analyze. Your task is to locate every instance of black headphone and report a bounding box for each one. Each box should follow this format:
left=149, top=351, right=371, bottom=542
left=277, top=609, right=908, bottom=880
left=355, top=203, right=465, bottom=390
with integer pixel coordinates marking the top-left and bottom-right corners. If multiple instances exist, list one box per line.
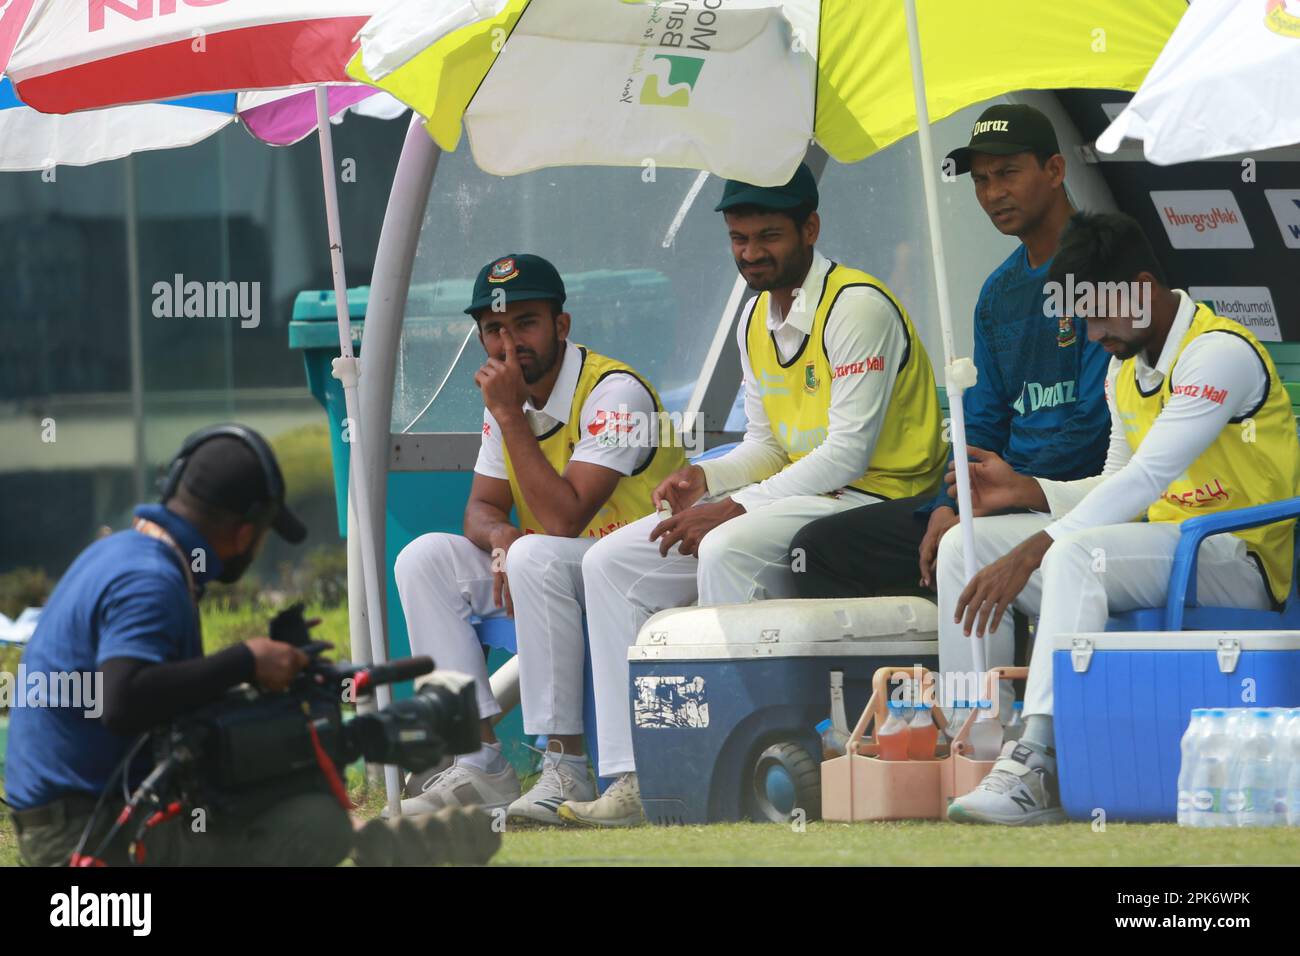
left=159, top=424, right=284, bottom=526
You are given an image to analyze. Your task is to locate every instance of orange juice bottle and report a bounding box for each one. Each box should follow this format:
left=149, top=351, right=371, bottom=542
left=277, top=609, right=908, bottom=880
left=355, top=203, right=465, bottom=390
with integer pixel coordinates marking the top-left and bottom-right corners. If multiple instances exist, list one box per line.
left=907, top=703, right=939, bottom=759
left=878, top=702, right=911, bottom=761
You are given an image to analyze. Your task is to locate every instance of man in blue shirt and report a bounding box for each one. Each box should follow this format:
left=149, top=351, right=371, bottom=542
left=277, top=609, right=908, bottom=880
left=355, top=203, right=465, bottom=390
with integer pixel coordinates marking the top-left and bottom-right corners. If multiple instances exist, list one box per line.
left=5, top=425, right=354, bottom=867
left=790, top=104, right=1110, bottom=599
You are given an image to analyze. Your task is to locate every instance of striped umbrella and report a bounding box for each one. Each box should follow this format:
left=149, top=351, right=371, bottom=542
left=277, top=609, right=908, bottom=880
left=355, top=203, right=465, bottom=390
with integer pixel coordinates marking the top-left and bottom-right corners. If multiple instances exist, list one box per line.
left=0, top=76, right=392, bottom=169
left=0, top=74, right=236, bottom=170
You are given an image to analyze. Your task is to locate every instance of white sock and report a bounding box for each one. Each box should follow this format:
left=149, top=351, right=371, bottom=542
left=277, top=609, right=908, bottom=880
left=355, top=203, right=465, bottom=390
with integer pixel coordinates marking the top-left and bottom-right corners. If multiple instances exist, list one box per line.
left=459, top=742, right=507, bottom=773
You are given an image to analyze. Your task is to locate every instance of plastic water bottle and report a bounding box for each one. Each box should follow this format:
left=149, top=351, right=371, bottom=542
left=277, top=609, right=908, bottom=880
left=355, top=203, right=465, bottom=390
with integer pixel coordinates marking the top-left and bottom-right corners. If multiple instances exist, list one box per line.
left=1002, top=701, right=1025, bottom=744
left=1283, top=709, right=1300, bottom=827
left=969, top=700, right=1003, bottom=760
left=907, top=703, right=939, bottom=759
left=1231, top=709, right=1283, bottom=827
left=1177, top=709, right=1210, bottom=826
left=878, top=701, right=911, bottom=761
left=1189, top=709, right=1233, bottom=827
left=817, top=718, right=848, bottom=760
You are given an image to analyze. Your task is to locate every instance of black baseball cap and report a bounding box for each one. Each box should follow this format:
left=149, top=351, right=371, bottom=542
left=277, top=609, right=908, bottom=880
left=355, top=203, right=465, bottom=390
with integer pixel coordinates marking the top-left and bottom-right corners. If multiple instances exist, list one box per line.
left=945, top=104, right=1061, bottom=176
left=179, top=433, right=306, bottom=543
left=714, top=161, right=819, bottom=213
left=464, top=253, right=567, bottom=317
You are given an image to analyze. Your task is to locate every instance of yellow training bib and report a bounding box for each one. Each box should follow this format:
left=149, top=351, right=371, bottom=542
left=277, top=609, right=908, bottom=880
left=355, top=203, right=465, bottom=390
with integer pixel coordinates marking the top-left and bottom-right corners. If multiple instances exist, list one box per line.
left=745, top=263, right=947, bottom=499
left=1115, top=303, right=1300, bottom=604
left=504, top=346, right=685, bottom=537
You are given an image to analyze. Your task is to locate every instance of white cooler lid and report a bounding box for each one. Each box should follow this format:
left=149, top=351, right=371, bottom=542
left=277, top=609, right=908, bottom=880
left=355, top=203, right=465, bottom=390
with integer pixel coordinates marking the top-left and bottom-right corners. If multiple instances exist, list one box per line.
left=630, top=597, right=939, bottom=661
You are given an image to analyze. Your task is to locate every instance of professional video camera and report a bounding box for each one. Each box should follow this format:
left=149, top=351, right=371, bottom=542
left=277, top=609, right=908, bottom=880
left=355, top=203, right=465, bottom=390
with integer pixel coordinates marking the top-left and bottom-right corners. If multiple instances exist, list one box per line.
left=153, top=603, right=481, bottom=818
left=70, top=604, right=481, bottom=865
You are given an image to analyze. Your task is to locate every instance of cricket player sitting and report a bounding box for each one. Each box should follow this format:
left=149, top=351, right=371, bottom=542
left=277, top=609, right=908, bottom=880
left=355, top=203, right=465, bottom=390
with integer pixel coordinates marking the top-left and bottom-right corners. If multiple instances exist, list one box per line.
left=394, top=253, right=684, bottom=824
left=938, top=211, right=1300, bottom=825
left=558, top=163, right=949, bottom=827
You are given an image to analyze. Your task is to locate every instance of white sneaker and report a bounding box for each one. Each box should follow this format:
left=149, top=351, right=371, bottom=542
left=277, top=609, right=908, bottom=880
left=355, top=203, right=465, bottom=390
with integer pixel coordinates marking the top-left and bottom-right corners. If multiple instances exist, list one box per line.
left=400, top=760, right=521, bottom=816
left=557, top=772, right=645, bottom=828
left=947, top=740, right=1066, bottom=826
left=507, top=751, right=596, bottom=825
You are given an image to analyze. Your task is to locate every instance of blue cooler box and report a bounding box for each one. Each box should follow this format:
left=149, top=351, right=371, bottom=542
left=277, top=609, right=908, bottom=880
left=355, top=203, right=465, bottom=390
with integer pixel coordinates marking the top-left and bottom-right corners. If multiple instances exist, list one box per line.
left=629, top=597, right=940, bottom=825
left=1054, top=631, right=1300, bottom=821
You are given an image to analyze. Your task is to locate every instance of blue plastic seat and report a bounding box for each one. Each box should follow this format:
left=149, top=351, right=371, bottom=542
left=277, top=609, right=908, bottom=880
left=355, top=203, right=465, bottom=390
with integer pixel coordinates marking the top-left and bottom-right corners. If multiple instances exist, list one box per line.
left=471, top=615, right=606, bottom=785
left=1106, top=496, right=1300, bottom=632
left=469, top=440, right=742, bottom=783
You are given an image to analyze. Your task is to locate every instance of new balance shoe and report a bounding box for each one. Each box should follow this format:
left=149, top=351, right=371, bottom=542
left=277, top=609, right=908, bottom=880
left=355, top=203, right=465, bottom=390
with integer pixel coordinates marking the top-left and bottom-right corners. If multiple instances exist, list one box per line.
left=400, top=760, right=521, bottom=816
left=507, top=751, right=596, bottom=826
left=557, top=771, right=645, bottom=828
left=947, top=740, right=1066, bottom=826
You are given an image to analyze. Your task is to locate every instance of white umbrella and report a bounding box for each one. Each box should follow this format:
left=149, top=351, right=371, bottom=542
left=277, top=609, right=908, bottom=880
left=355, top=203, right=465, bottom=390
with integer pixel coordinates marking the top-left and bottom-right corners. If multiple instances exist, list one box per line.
left=1099, top=0, right=1300, bottom=164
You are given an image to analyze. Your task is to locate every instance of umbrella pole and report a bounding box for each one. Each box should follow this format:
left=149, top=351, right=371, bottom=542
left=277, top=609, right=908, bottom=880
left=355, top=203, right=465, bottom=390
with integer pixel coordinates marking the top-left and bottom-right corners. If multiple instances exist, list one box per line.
left=314, top=87, right=402, bottom=817
left=902, top=0, right=985, bottom=683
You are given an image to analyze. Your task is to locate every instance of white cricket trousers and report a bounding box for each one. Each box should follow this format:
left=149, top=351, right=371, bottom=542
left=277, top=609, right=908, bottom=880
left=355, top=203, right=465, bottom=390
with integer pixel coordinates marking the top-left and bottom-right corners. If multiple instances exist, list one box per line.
left=935, top=514, right=1272, bottom=719
left=393, top=532, right=594, bottom=735
left=582, top=492, right=875, bottom=777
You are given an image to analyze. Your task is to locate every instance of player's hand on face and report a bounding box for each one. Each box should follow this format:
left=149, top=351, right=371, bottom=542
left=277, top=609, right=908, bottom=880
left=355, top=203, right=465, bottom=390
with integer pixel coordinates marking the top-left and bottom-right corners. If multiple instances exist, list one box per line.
left=651, top=464, right=707, bottom=514
left=475, top=328, right=530, bottom=416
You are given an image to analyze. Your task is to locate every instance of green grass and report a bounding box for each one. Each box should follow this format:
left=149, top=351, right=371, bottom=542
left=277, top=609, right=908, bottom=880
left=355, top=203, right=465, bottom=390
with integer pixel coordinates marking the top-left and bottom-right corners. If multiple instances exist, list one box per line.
left=200, top=601, right=351, bottom=659
left=4, top=805, right=1300, bottom=867
left=490, top=820, right=1300, bottom=867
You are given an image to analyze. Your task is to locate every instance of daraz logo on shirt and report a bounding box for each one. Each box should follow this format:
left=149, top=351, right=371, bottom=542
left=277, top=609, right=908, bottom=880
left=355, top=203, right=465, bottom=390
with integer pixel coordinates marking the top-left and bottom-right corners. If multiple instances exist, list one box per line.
left=1011, top=379, right=1078, bottom=415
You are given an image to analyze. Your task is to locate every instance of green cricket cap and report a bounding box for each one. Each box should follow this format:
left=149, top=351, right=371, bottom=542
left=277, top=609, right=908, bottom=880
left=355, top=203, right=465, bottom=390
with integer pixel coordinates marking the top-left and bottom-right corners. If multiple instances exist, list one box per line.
left=464, top=253, right=567, bottom=316
left=714, top=161, right=819, bottom=213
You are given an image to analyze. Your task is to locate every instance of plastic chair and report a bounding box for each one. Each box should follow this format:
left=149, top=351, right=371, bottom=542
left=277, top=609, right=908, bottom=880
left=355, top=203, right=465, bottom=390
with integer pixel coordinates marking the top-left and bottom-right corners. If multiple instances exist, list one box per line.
left=1106, top=496, right=1300, bottom=632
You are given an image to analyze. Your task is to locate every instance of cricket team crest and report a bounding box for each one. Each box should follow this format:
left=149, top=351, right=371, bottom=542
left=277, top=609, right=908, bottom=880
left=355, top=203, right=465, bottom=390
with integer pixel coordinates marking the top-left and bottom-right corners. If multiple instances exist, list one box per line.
left=488, top=257, right=520, bottom=283
left=1057, top=315, right=1077, bottom=348
left=803, top=362, right=819, bottom=394
left=1266, top=0, right=1300, bottom=38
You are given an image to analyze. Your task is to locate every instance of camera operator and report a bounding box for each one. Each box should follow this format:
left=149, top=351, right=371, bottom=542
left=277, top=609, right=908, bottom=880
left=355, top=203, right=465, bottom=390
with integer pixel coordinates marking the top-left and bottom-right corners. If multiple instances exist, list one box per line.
left=5, top=425, right=354, bottom=867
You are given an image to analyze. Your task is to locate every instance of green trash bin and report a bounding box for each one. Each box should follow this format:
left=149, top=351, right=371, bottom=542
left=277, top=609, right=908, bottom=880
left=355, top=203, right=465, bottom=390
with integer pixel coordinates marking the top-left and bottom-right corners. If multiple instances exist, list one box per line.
left=288, top=287, right=535, bottom=776
left=288, top=288, right=368, bottom=538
